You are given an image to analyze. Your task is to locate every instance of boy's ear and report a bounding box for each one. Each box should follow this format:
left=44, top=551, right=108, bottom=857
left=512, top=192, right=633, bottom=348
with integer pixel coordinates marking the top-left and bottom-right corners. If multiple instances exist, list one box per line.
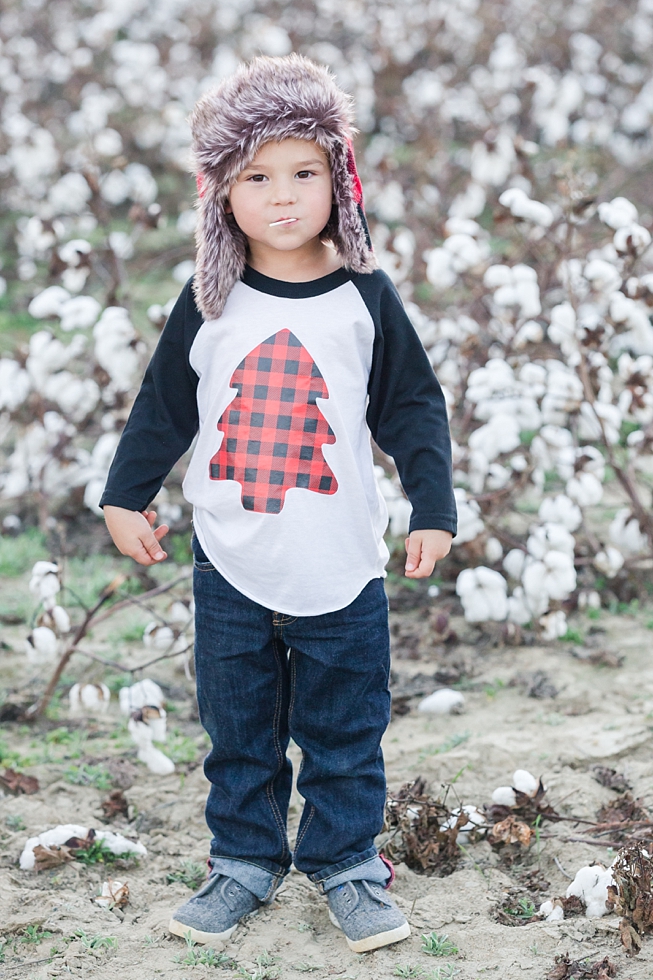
left=224, top=201, right=232, bottom=214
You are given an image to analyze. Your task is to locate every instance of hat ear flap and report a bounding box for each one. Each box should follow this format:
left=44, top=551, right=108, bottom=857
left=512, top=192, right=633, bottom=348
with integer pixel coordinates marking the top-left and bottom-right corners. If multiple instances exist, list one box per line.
left=329, top=140, right=377, bottom=274
left=193, top=175, right=248, bottom=321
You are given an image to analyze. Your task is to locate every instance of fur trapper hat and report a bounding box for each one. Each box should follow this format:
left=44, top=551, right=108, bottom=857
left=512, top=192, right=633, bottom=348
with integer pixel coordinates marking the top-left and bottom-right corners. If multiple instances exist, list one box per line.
left=190, top=52, right=377, bottom=321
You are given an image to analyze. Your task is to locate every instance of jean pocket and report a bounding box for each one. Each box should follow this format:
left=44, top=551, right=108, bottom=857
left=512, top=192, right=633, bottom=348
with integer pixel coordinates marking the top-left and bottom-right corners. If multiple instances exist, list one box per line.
left=191, top=533, right=215, bottom=571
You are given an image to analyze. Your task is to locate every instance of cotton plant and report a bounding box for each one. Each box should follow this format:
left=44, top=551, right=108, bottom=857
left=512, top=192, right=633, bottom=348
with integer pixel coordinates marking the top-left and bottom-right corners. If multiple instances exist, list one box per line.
left=3, top=0, right=653, bottom=632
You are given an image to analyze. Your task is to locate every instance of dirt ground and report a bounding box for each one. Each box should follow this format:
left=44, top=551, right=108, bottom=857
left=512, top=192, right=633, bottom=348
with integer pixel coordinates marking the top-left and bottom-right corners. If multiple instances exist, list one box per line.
left=1, top=563, right=653, bottom=980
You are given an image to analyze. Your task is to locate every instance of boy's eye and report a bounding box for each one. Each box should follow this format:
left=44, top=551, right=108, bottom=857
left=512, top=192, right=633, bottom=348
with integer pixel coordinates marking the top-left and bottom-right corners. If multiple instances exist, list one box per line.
left=296, top=170, right=315, bottom=179
left=248, top=174, right=267, bottom=182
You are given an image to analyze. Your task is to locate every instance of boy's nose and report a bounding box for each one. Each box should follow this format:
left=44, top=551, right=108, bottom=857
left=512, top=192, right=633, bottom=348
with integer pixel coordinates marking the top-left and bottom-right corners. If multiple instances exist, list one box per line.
left=269, top=179, right=297, bottom=205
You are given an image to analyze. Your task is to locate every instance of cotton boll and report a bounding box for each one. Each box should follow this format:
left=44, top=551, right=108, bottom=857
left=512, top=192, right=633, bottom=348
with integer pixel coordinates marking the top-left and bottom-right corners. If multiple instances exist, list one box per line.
left=578, top=590, right=601, bottom=610
left=597, top=197, right=639, bottom=229
left=503, top=549, right=526, bottom=580
left=58, top=239, right=92, bottom=267
left=59, top=296, right=102, bottom=331
left=456, top=566, right=508, bottom=623
left=512, top=770, right=539, bottom=796
left=168, top=600, right=193, bottom=625
left=566, top=472, right=603, bottom=507
left=51, top=605, right=71, bottom=633
left=128, top=717, right=175, bottom=775
left=527, top=523, right=575, bottom=559
left=614, top=223, right=652, bottom=255
left=539, top=900, right=564, bottom=922
left=19, top=826, right=147, bottom=870
left=499, top=187, right=554, bottom=227
left=565, top=864, right=614, bottom=918
left=48, top=173, right=92, bottom=214
left=425, top=248, right=457, bottom=290
left=453, top=488, right=484, bottom=544
left=42, top=372, right=100, bottom=422
left=539, top=609, right=567, bottom=641
left=25, top=626, right=59, bottom=665
left=593, top=547, right=624, bottom=578
left=0, top=359, right=31, bottom=410
left=538, top=494, right=582, bottom=531
left=583, top=259, right=622, bottom=295
left=507, top=586, right=532, bottom=625
left=119, top=678, right=164, bottom=715
left=29, top=561, right=61, bottom=602
left=28, top=286, right=71, bottom=319
left=418, top=689, right=465, bottom=714
left=442, top=233, right=489, bottom=273
left=514, top=319, right=544, bottom=347
left=468, top=414, right=521, bottom=460
left=141, top=704, right=167, bottom=742
left=388, top=497, right=413, bottom=537
left=448, top=182, right=486, bottom=219
left=143, top=622, right=175, bottom=649
left=440, top=805, right=485, bottom=840
left=492, top=786, right=517, bottom=807
left=68, top=682, right=110, bottom=716
left=485, top=537, right=503, bottom=563
left=610, top=509, right=648, bottom=555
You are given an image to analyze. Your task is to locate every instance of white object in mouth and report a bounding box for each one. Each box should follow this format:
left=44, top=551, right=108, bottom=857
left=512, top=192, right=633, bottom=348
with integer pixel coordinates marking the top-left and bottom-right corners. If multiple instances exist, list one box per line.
left=269, top=217, right=298, bottom=226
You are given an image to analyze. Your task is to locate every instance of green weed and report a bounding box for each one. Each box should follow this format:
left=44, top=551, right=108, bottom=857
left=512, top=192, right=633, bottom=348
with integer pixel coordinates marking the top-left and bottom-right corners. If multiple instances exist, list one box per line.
left=166, top=860, right=206, bottom=890
left=73, top=839, right=127, bottom=866
left=5, top=814, right=26, bottom=831
left=175, top=932, right=233, bottom=968
left=20, top=925, right=53, bottom=944
left=74, top=930, right=118, bottom=950
left=505, top=898, right=536, bottom=920
left=63, top=763, right=112, bottom=790
left=421, top=932, right=459, bottom=957
left=417, top=732, right=470, bottom=764
left=236, top=950, right=279, bottom=979
left=561, top=628, right=583, bottom=644
left=0, top=528, right=47, bottom=576
left=394, top=966, right=424, bottom=978
left=423, top=967, right=460, bottom=980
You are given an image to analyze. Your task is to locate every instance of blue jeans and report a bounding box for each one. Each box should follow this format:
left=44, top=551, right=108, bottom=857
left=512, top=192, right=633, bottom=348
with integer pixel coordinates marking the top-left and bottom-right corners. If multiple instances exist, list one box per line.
left=191, top=532, right=392, bottom=902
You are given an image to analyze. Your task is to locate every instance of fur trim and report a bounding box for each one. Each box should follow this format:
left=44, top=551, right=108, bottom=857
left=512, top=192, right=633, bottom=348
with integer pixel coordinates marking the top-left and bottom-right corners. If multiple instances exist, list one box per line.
left=190, top=53, right=377, bottom=321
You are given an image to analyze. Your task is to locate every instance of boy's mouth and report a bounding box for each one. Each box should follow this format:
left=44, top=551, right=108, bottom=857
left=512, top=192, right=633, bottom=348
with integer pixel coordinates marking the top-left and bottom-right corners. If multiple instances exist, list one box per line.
left=269, top=217, right=298, bottom=227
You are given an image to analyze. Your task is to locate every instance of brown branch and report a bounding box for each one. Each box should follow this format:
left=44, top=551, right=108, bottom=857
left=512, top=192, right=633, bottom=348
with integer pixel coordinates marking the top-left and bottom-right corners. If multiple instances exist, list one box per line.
left=90, top=571, right=192, bottom=627
left=23, top=575, right=127, bottom=720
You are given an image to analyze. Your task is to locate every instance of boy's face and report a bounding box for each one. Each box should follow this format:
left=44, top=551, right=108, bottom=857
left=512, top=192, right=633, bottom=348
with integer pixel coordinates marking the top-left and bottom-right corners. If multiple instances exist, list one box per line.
left=226, top=138, right=333, bottom=256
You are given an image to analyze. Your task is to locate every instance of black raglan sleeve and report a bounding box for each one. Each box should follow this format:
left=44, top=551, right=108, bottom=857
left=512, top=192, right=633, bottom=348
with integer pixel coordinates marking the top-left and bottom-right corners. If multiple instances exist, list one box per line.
left=353, top=270, right=457, bottom=536
left=98, top=278, right=203, bottom=512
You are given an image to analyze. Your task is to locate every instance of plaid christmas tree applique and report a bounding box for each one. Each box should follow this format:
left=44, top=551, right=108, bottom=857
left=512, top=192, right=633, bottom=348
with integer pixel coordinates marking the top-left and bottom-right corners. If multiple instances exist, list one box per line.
left=209, top=329, right=338, bottom=514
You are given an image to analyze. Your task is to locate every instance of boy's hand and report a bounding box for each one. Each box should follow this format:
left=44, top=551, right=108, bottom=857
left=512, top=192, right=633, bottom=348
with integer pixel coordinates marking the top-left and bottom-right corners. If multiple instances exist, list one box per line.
left=103, top=505, right=169, bottom=566
left=404, top=529, right=452, bottom=578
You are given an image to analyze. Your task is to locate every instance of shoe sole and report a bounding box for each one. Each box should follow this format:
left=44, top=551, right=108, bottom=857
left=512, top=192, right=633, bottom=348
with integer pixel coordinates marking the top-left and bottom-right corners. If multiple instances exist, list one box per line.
left=168, top=909, right=258, bottom=946
left=328, top=909, right=411, bottom=952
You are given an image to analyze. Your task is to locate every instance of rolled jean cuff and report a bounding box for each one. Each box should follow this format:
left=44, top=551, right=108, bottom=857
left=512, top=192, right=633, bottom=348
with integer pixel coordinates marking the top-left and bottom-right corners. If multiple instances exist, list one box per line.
left=308, top=850, right=390, bottom=894
left=208, top=856, right=287, bottom=903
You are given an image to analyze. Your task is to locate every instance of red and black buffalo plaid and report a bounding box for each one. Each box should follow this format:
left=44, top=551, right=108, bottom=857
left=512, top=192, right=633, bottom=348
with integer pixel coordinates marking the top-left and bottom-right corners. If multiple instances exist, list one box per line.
left=209, top=329, right=338, bottom=514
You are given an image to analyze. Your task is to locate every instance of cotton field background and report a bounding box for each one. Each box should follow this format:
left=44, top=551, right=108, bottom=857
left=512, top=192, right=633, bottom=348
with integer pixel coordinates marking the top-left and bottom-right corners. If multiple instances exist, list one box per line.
left=4, top=1, right=653, bottom=979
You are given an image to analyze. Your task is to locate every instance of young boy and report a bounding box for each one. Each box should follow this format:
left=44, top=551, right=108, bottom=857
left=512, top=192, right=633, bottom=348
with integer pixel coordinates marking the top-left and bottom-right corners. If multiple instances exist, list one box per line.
left=101, top=53, right=457, bottom=954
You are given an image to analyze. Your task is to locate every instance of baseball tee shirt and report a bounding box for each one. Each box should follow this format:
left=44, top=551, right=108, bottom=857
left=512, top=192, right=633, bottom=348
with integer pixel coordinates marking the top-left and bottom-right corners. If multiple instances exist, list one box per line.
left=100, top=265, right=456, bottom=615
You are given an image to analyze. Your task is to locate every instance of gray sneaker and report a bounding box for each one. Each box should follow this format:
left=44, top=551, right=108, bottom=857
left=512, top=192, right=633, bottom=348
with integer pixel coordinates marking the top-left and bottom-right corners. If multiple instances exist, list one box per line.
left=326, top=879, right=411, bottom=953
left=169, top=873, right=261, bottom=945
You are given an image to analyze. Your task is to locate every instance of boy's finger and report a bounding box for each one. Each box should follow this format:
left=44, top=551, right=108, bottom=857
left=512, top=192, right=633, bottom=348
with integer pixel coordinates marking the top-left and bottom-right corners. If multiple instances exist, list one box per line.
left=142, top=509, right=157, bottom=527
left=405, top=536, right=422, bottom=573
left=141, top=531, right=167, bottom=562
left=153, top=523, right=169, bottom=542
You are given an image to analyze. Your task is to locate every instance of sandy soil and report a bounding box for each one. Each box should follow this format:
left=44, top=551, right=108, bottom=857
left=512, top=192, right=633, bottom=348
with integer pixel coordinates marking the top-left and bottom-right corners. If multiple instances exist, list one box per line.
left=1, top=571, right=653, bottom=980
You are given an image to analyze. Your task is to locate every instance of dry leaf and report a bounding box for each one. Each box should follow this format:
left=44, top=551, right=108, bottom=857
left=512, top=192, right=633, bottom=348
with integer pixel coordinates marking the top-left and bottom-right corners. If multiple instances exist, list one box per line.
left=592, top=766, right=631, bottom=794
left=32, top=843, right=74, bottom=870
left=0, top=768, right=40, bottom=795
left=94, top=879, right=129, bottom=909
left=101, top=789, right=129, bottom=820
left=488, top=815, right=532, bottom=847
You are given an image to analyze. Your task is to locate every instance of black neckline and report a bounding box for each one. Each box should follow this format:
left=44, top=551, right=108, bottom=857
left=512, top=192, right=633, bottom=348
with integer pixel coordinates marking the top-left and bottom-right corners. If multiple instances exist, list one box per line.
left=241, top=263, right=352, bottom=298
